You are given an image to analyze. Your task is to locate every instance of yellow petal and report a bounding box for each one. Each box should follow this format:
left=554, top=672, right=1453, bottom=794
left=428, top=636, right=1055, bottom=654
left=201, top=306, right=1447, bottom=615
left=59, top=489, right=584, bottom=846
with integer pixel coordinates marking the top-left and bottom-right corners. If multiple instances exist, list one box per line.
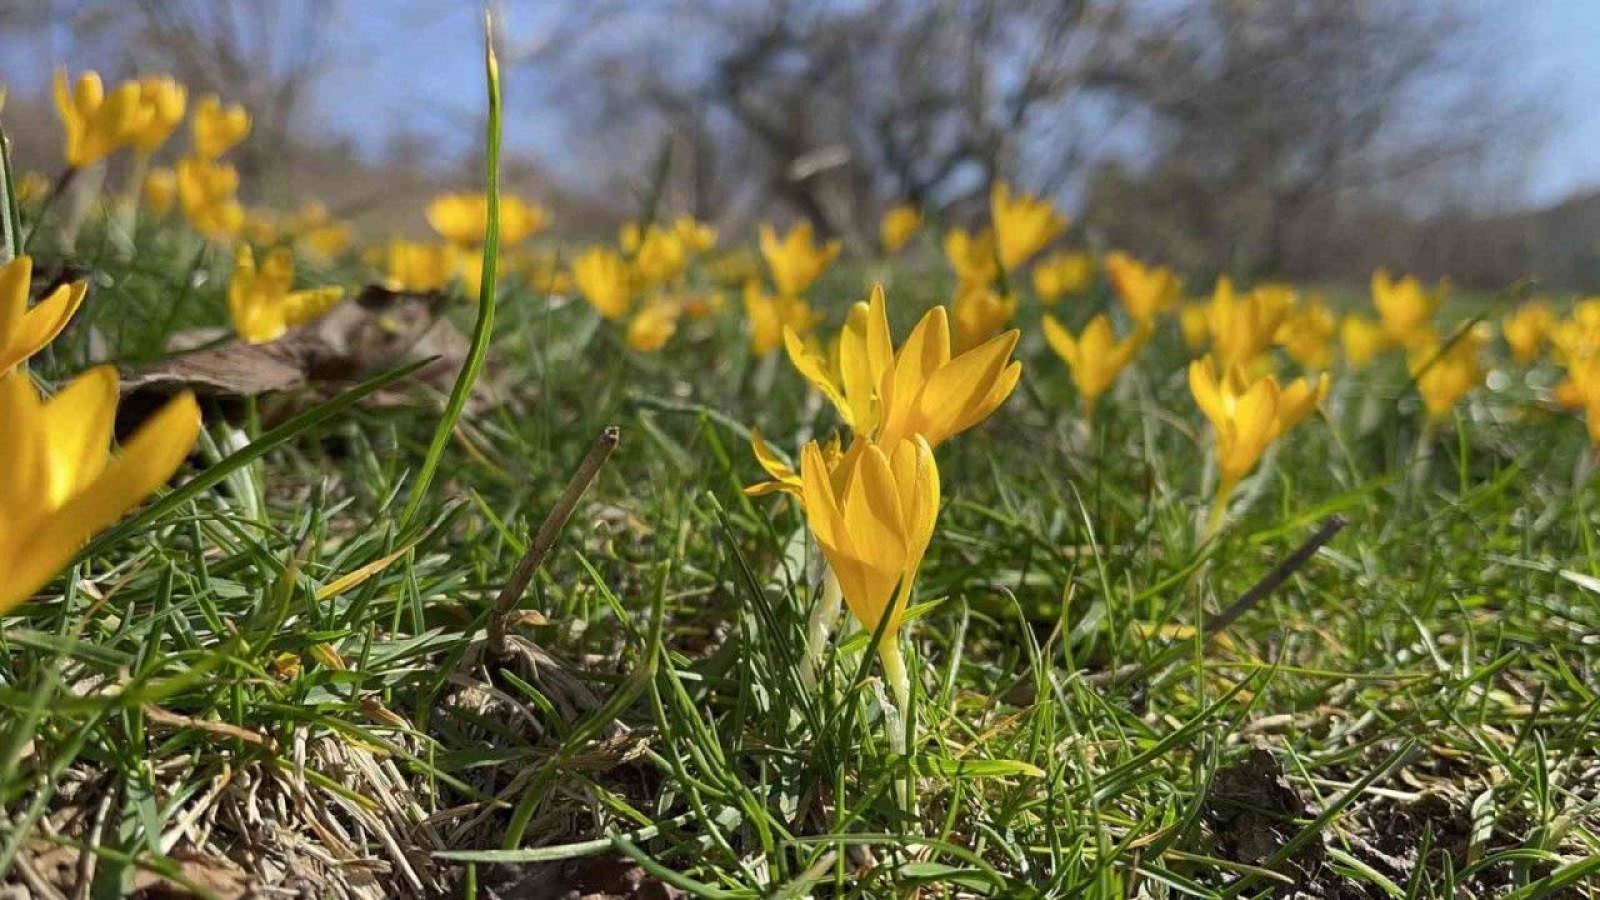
left=0, top=280, right=87, bottom=375
left=3, top=386, right=199, bottom=615
left=39, top=365, right=118, bottom=507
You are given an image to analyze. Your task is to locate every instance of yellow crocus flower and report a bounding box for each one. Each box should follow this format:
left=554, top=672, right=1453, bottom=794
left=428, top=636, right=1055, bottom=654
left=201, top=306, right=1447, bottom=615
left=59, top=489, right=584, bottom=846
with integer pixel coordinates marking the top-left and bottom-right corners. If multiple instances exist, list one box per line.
left=1340, top=314, right=1389, bottom=369
left=673, top=216, right=718, bottom=254
left=1042, top=313, right=1146, bottom=415
left=943, top=226, right=999, bottom=289
left=1190, top=357, right=1327, bottom=516
left=228, top=247, right=343, bottom=345
left=759, top=221, right=840, bottom=298
left=192, top=95, right=252, bottom=160
left=785, top=287, right=895, bottom=435
left=800, top=434, right=939, bottom=648
left=383, top=240, right=459, bottom=293
left=128, top=76, right=187, bottom=155
left=951, top=283, right=1017, bottom=354
left=625, top=300, right=680, bottom=352
left=874, top=300, right=1021, bottom=451
left=1275, top=299, right=1337, bottom=370
left=1561, top=354, right=1600, bottom=446
left=631, top=225, right=690, bottom=289
left=1106, top=252, right=1180, bottom=325
left=142, top=168, right=177, bottom=219
left=990, top=182, right=1068, bottom=271
left=0, top=366, right=200, bottom=615
left=0, top=257, right=88, bottom=375
left=54, top=68, right=142, bottom=168
left=1502, top=300, right=1555, bottom=365
left=1206, top=278, right=1293, bottom=371
left=1179, top=302, right=1210, bottom=351
left=880, top=204, right=923, bottom=254
left=1032, top=251, right=1095, bottom=304
left=176, top=157, right=244, bottom=240
left=746, top=428, right=842, bottom=498
left=426, top=193, right=549, bottom=247
left=781, top=284, right=1021, bottom=450
left=1407, top=329, right=1484, bottom=422
left=1371, top=268, right=1444, bottom=344
left=744, top=282, right=818, bottom=357
left=572, top=246, right=633, bottom=320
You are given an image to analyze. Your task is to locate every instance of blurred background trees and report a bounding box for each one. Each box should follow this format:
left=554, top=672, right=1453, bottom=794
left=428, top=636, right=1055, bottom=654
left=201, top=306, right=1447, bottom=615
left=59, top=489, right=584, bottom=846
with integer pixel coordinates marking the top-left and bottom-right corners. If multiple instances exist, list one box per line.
left=0, top=0, right=1578, bottom=288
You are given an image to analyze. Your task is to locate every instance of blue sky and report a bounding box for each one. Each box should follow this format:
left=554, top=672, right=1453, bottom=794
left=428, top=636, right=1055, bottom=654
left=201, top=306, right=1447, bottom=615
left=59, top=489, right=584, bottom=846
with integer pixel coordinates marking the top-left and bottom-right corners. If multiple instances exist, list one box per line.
left=4, top=1, right=1598, bottom=208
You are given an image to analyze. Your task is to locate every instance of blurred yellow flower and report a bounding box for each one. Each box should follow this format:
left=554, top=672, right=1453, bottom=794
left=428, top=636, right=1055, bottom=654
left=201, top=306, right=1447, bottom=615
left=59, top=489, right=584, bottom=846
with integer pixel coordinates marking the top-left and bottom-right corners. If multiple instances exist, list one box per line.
left=0, top=257, right=87, bottom=375
left=228, top=246, right=343, bottom=344
left=1206, top=278, right=1292, bottom=371
left=54, top=68, right=141, bottom=168
left=1275, top=299, right=1337, bottom=371
left=572, top=246, right=633, bottom=320
left=427, top=193, right=549, bottom=246
left=880, top=204, right=923, bottom=254
left=176, top=157, right=244, bottom=240
left=1032, top=251, right=1095, bottom=304
left=384, top=240, right=459, bottom=293
left=1179, top=302, right=1210, bottom=351
left=800, top=434, right=939, bottom=649
left=1561, top=353, right=1600, bottom=446
left=192, top=95, right=251, bottom=160
left=944, top=227, right=998, bottom=289
left=990, top=182, right=1068, bottom=271
left=1372, top=268, right=1443, bottom=345
left=1502, top=300, right=1555, bottom=365
left=1407, top=329, right=1484, bottom=422
left=1551, top=298, right=1600, bottom=366
left=630, top=225, right=690, bottom=289
left=672, top=216, right=718, bottom=254
left=128, top=76, right=187, bottom=155
left=282, top=202, right=352, bottom=261
left=1106, top=252, right=1180, bottom=325
left=142, top=168, right=177, bottom=219
left=760, top=221, right=840, bottom=297
left=1340, top=314, right=1389, bottom=369
left=1042, top=313, right=1146, bottom=415
left=1190, top=357, right=1327, bottom=509
left=744, top=282, right=817, bottom=357
left=626, top=300, right=679, bottom=352
left=951, top=283, right=1017, bottom=354
left=0, top=366, right=200, bottom=615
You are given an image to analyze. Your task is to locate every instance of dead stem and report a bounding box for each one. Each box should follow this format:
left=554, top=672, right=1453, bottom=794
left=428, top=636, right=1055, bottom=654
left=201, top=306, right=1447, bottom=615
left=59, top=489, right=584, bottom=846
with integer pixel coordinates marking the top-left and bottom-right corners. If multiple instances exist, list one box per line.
left=487, top=424, right=619, bottom=659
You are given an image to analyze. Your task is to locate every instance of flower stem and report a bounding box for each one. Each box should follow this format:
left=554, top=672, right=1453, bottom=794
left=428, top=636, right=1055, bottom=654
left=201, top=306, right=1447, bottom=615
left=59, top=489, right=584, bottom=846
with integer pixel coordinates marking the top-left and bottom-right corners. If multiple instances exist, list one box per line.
left=798, top=565, right=843, bottom=692
left=878, top=635, right=916, bottom=816
left=1205, top=478, right=1236, bottom=539
left=112, top=152, right=150, bottom=258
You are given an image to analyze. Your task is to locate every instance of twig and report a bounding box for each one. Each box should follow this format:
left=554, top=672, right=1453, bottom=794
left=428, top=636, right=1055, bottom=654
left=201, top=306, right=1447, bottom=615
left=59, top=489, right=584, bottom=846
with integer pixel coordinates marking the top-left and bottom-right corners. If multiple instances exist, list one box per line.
left=488, top=425, right=620, bottom=658
left=1203, top=515, right=1347, bottom=637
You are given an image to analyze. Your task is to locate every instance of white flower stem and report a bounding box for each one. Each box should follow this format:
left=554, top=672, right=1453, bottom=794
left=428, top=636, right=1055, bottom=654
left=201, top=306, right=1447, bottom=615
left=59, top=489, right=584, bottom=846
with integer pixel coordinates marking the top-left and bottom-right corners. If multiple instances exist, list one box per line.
left=798, top=565, right=842, bottom=692
left=877, top=635, right=916, bottom=816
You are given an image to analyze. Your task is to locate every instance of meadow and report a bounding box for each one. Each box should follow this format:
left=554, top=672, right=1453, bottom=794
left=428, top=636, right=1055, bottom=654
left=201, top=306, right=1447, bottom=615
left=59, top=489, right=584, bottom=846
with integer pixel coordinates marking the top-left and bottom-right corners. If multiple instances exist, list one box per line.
left=1, top=32, right=1599, bottom=900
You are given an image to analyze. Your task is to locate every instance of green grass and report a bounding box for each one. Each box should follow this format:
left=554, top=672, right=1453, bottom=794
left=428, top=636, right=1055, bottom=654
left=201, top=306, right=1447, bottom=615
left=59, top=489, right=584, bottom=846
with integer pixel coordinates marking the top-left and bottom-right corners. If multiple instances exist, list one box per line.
left=2, top=56, right=1599, bottom=900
